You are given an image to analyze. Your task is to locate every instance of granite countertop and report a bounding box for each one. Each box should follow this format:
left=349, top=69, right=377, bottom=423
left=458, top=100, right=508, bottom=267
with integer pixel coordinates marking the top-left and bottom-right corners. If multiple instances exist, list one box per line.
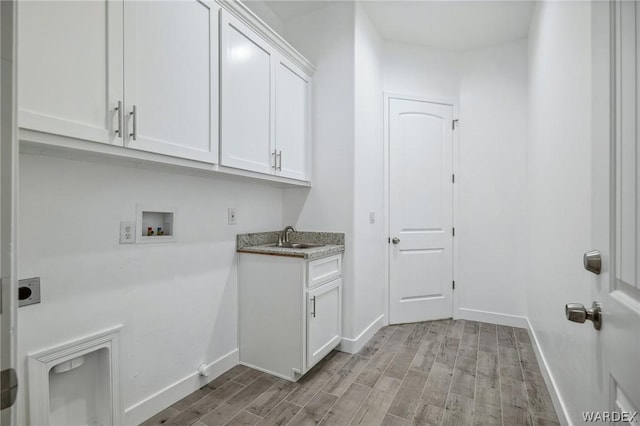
left=237, top=231, right=345, bottom=260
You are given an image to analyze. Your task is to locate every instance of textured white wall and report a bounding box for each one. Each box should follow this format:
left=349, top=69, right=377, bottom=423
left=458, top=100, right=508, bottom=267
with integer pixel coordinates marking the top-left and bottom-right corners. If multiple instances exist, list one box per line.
left=527, top=1, right=593, bottom=422
left=458, top=39, right=528, bottom=320
left=353, top=3, right=385, bottom=337
left=282, top=3, right=359, bottom=337
left=17, top=153, right=284, bottom=424
left=242, top=0, right=285, bottom=35
left=383, top=39, right=529, bottom=322
left=383, top=41, right=460, bottom=101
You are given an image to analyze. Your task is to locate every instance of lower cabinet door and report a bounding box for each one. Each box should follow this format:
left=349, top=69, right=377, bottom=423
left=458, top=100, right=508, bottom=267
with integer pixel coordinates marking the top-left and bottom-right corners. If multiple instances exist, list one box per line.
left=307, top=278, right=342, bottom=369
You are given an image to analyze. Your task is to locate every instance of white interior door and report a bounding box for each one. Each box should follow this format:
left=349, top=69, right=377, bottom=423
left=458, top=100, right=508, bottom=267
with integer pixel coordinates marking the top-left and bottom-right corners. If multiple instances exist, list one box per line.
left=388, top=97, right=454, bottom=324
left=17, top=0, right=123, bottom=147
left=590, top=1, right=640, bottom=420
left=1, top=0, right=18, bottom=422
left=123, top=0, right=219, bottom=163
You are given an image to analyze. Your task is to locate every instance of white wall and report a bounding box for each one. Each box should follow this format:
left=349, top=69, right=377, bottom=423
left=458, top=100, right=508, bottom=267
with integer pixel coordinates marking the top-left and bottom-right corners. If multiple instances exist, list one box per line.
left=242, top=0, right=284, bottom=35
left=382, top=40, right=528, bottom=324
left=383, top=41, right=459, bottom=101
left=281, top=4, right=359, bottom=338
left=17, top=153, right=284, bottom=425
left=527, top=1, right=592, bottom=422
left=352, top=4, right=385, bottom=339
left=457, top=39, right=528, bottom=321
left=282, top=3, right=386, bottom=346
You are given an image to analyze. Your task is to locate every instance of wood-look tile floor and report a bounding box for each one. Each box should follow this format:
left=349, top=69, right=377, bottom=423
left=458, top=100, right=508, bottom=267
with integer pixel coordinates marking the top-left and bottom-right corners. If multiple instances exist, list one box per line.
left=140, top=320, right=559, bottom=426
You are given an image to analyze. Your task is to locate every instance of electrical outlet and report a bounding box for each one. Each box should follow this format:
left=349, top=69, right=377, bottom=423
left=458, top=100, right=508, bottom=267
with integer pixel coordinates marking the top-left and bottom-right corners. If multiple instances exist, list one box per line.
left=369, top=211, right=376, bottom=224
left=228, top=208, right=237, bottom=225
left=120, top=221, right=136, bottom=244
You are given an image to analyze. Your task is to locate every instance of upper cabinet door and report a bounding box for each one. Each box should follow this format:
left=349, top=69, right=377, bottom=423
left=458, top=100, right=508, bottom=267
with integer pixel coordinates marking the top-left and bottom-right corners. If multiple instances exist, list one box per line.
left=18, top=0, right=124, bottom=146
left=275, top=56, right=310, bottom=181
left=123, top=0, right=219, bottom=163
left=220, top=11, right=275, bottom=175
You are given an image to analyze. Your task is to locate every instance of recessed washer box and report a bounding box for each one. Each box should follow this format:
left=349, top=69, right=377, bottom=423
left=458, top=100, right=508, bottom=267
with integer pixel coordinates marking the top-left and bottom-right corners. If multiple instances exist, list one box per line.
left=136, top=205, right=176, bottom=244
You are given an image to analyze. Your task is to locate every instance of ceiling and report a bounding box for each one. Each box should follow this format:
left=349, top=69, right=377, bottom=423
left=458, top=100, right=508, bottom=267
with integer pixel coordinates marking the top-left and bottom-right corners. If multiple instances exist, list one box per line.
left=256, top=0, right=535, bottom=51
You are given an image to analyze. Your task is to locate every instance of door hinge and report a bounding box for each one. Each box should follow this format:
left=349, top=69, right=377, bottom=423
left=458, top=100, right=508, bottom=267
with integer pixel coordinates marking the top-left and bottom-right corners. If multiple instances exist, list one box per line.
left=452, top=174, right=455, bottom=183
left=452, top=119, right=459, bottom=130
left=452, top=227, right=455, bottom=237
left=452, top=281, right=456, bottom=290
left=388, top=237, right=390, bottom=244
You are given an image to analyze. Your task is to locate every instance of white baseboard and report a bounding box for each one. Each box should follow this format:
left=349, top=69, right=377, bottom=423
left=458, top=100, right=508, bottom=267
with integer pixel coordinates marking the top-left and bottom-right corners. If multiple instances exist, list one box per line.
left=124, top=348, right=239, bottom=426
left=456, top=307, right=528, bottom=328
left=526, top=319, right=571, bottom=426
left=338, top=314, right=385, bottom=354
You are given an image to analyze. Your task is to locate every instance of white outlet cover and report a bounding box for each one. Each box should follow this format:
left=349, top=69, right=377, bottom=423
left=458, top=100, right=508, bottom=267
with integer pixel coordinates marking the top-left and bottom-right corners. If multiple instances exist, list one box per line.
left=228, top=208, right=237, bottom=225
left=120, top=221, right=136, bottom=244
left=369, top=211, right=376, bottom=223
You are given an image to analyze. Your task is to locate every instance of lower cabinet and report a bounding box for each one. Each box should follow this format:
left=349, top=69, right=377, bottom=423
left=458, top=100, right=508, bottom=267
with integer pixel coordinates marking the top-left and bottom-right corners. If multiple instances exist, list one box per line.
left=307, top=279, right=342, bottom=368
left=238, top=253, right=343, bottom=381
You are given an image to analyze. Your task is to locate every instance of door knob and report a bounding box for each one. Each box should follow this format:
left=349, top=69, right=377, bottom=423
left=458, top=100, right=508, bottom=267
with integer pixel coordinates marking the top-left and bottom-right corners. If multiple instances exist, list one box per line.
left=565, top=302, right=602, bottom=330
left=583, top=250, right=602, bottom=274
left=392, top=237, right=400, bottom=244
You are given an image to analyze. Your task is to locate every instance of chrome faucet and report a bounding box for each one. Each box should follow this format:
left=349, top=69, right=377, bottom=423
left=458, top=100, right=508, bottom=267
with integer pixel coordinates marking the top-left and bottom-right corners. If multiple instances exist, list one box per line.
left=279, top=225, right=297, bottom=245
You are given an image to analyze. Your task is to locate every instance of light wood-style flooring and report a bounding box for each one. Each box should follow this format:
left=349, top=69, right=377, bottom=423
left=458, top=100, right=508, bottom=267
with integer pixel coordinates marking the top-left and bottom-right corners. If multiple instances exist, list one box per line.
left=140, top=320, right=559, bottom=426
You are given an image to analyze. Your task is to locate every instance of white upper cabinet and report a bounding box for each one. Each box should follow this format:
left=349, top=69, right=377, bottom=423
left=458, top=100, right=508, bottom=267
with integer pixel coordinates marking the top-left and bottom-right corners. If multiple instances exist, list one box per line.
left=18, top=0, right=123, bottom=147
left=220, top=9, right=312, bottom=181
left=275, top=56, right=310, bottom=181
left=19, top=0, right=219, bottom=164
left=18, top=1, right=313, bottom=183
left=123, top=1, right=219, bottom=162
left=220, top=11, right=275, bottom=174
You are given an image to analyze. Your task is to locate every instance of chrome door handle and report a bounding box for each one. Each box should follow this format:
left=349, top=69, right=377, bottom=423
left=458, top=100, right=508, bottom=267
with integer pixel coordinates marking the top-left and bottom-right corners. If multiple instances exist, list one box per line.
left=392, top=237, right=400, bottom=244
left=129, top=105, right=137, bottom=141
left=310, top=296, right=316, bottom=318
left=565, top=302, right=602, bottom=330
left=115, top=101, right=123, bottom=138
left=276, top=151, right=282, bottom=171
left=272, top=151, right=277, bottom=170
left=583, top=250, right=601, bottom=274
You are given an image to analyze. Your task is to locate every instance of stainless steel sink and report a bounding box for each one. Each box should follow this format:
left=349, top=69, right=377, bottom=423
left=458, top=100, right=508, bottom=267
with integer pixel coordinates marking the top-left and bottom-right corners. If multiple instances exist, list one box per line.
left=268, top=242, right=325, bottom=249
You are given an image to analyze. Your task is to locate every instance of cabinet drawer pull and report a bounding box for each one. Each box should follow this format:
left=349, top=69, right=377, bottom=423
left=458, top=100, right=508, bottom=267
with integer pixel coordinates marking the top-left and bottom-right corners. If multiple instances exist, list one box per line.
left=129, top=105, right=137, bottom=141
left=276, top=151, right=282, bottom=171
left=311, top=296, right=316, bottom=318
left=115, top=101, right=123, bottom=138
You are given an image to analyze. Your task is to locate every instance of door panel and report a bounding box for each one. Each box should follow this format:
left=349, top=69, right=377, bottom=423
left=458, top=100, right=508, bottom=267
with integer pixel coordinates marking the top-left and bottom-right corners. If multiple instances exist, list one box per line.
left=591, top=0, right=640, bottom=418
left=220, top=11, right=274, bottom=174
left=275, top=57, right=310, bottom=181
left=18, top=0, right=123, bottom=146
left=388, top=98, right=454, bottom=324
left=124, top=0, right=218, bottom=163
left=307, top=279, right=341, bottom=369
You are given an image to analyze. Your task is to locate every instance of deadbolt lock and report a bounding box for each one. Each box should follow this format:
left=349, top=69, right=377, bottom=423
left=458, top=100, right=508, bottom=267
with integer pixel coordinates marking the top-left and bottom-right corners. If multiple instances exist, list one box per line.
left=583, top=250, right=602, bottom=275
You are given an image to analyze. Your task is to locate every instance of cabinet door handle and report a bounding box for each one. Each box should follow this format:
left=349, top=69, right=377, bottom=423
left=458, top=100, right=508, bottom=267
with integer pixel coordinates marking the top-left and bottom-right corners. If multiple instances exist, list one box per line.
left=129, top=105, right=137, bottom=141
left=115, top=101, right=123, bottom=138
left=277, top=151, right=282, bottom=171
left=272, top=150, right=277, bottom=169
left=311, top=296, right=316, bottom=318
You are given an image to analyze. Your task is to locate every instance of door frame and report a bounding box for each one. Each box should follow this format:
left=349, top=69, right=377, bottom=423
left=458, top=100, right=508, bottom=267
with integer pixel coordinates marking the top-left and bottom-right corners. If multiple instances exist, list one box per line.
left=1, top=0, right=19, bottom=423
left=382, top=92, right=460, bottom=325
